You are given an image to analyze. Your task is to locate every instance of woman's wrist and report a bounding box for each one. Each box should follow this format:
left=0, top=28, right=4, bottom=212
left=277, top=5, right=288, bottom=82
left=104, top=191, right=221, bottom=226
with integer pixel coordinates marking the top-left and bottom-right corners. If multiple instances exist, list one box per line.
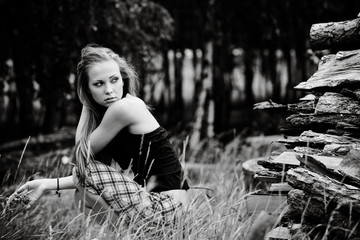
left=37, top=179, right=56, bottom=192
left=35, top=176, right=75, bottom=192
left=55, top=177, right=61, bottom=197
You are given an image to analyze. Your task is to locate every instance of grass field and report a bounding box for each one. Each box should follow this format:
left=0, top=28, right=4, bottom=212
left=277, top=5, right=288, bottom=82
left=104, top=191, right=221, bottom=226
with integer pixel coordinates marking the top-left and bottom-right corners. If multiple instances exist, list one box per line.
left=0, top=134, right=287, bottom=240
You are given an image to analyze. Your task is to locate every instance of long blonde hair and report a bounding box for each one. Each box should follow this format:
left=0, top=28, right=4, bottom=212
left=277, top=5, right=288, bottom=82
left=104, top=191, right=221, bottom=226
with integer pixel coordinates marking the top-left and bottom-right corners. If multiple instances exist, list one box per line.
left=74, top=43, right=139, bottom=185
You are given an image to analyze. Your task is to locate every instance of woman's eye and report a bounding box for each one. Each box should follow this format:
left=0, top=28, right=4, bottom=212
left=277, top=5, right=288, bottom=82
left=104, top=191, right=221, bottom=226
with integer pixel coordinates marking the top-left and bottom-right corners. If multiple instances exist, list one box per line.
left=111, top=78, right=118, bottom=83
left=93, top=82, right=102, bottom=87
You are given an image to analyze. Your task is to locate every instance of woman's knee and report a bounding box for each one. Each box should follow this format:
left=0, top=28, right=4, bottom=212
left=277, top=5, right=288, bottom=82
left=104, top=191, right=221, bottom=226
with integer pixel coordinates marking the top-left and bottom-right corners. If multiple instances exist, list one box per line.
left=74, top=187, right=117, bottom=224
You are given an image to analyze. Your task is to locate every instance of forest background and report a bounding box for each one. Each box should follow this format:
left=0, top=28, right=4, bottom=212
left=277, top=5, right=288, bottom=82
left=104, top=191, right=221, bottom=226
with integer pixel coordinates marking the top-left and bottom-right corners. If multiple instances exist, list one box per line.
left=0, top=0, right=360, bottom=145
left=1, top=1, right=360, bottom=239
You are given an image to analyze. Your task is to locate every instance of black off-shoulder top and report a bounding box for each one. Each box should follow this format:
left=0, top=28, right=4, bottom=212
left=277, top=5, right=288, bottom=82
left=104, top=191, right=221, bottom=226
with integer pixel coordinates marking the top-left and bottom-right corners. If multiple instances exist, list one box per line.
left=95, top=126, right=189, bottom=192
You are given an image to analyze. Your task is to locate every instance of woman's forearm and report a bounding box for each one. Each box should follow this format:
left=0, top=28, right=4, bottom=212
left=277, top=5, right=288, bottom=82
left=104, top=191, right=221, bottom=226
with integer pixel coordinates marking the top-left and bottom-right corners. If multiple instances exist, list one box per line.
left=41, top=175, right=75, bottom=191
left=13, top=175, right=76, bottom=204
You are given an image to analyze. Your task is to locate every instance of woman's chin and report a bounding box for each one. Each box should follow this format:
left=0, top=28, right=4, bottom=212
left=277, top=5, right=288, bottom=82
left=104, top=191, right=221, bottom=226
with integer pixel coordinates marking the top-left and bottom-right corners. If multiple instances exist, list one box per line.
left=104, top=99, right=119, bottom=107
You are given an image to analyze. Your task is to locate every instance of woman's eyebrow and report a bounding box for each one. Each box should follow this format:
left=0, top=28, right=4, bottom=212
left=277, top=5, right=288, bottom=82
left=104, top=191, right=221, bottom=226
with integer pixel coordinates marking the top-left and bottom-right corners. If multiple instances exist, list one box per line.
left=91, top=79, right=104, bottom=82
left=92, top=75, right=116, bottom=82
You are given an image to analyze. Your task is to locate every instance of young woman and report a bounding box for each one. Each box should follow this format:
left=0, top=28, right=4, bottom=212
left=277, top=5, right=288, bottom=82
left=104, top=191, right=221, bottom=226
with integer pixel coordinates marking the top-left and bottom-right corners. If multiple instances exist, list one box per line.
left=14, top=44, right=190, bottom=226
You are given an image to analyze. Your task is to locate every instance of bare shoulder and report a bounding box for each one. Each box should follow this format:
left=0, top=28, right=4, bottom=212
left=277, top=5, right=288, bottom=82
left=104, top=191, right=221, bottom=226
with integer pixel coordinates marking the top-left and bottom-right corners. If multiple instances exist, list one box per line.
left=124, top=95, right=146, bottom=106
left=106, top=95, right=146, bottom=118
left=119, top=95, right=146, bottom=109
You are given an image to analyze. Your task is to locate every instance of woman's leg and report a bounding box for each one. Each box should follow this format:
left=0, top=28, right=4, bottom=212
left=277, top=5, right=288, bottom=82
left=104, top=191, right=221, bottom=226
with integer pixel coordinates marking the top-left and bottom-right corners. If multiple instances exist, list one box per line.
left=73, top=178, right=119, bottom=225
left=74, top=160, right=184, bottom=227
left=90, top=160, right=185, bottom=224
left=73, top=166, right=119, bottom=225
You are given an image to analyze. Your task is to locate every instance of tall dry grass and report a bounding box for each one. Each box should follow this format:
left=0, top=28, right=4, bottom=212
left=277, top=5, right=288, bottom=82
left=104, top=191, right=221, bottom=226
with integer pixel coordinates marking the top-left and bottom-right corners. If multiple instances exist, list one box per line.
left=0, top=134, right=285, bottom=239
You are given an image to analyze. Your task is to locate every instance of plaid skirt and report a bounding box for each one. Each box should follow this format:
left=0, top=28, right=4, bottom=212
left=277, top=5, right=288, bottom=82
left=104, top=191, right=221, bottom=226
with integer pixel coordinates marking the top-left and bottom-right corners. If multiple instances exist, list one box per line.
left=74, top=159, right=184, bottom=227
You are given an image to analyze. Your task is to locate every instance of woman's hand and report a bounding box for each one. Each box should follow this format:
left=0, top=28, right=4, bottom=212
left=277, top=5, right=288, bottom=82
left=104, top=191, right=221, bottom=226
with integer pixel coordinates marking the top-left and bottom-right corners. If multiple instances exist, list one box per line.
left=13, top=179, right=49, bottom=205
left=8, top=176, right=74, bottom=208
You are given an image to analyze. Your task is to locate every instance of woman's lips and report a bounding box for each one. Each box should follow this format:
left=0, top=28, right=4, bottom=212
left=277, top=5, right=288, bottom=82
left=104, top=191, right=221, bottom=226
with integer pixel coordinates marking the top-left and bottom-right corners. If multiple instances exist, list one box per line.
left=105, top=97, right=118, bottom=103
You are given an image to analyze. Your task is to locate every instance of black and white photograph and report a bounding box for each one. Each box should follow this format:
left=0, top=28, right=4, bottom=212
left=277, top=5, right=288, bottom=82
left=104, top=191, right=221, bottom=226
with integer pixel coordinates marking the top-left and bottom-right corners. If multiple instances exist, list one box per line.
left=1, top=1, right=360, bottom=239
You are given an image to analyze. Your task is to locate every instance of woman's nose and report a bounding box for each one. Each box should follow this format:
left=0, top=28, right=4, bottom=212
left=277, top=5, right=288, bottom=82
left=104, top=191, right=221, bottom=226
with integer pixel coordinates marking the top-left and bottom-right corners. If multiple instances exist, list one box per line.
left=105, top=84, right=113, bottom=94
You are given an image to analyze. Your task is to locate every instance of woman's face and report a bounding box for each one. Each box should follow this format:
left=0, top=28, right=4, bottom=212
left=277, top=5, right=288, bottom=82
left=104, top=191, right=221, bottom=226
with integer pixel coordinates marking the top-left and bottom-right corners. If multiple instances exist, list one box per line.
left=87, top=60, right=124, bottom=107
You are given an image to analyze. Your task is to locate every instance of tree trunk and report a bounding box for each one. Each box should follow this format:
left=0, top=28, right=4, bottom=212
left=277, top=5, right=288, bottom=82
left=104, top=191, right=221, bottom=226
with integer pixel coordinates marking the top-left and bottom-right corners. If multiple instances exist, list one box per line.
left=190, top=41, right=214, bottom=148
left=268, top=47, right=280, bottom=103
left=244, top=49, right=254, bottom=104
left=173, top=49, right=184, bottom=125
left=161, top=49, right=171, bottom=127
left=190, top=0, right=215, bottom=147
left=42, top=80, right=66, bottom=133
left=283, top=47, right=293, bottom=102
left=1, top=71, right=19, bottom=143
left=295, top=41, right=307, bottom=90
left=41, top=52, right=70, bottom=133
left=15, top=72, right=34, bottom=137
left=213, top=60, right=225, bottom=133
left=213, top=28, right=231, bottom=133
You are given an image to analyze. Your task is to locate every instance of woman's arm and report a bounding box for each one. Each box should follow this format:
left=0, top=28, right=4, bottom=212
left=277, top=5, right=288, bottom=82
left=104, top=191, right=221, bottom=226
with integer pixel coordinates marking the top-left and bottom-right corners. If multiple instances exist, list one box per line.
left=14, top=176, right=75, bottom=204
left=89, top=100, right=134, bottom=154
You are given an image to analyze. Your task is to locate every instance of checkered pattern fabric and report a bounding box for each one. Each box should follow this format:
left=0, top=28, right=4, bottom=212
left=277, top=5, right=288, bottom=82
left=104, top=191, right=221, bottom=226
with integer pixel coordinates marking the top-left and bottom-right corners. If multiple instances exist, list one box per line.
left=81, top=159, right=184, bottom=226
